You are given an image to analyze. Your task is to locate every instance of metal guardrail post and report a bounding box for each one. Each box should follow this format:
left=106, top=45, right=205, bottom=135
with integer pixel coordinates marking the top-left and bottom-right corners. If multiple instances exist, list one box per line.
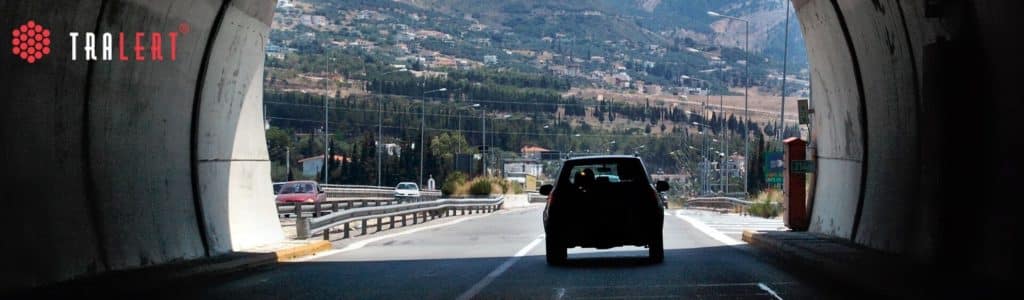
left=347, top=201, right=353, bottom=209
left=331, top=202, right=338, bottom=213
left=376, top=217, right=382, bottom=231
left=293, top=203, right=301, bottom=217
left=343, top=222, right=350, bottom=238
left=297, top=216, right=310, bottom=240
left=323, top=227, right=330, bottom=241
left=402, top=215, right=407, bottom=226
left=361, top=219, right=367, bottom=235
left=390, top=216, right=396, bottom=229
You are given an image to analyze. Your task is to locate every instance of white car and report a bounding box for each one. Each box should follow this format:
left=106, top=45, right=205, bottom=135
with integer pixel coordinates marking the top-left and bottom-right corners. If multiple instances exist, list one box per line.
left=394, top=182, right=421, bottom=198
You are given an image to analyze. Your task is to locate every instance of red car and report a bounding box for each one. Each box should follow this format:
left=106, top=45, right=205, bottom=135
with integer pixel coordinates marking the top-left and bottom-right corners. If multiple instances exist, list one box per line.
left=275, top=181, right=327, bottom=204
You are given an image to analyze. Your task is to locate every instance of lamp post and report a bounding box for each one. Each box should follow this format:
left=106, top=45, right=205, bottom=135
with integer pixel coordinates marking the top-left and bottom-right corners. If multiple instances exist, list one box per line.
left=708, top=10, right=750, bottom=198
left=375, top=68, right=408, bottom=187
left=779, top=3, right=792, bottom=144
left=323, top=58, right=333, bottom=184
left=422, top=88, right=448, bottom=186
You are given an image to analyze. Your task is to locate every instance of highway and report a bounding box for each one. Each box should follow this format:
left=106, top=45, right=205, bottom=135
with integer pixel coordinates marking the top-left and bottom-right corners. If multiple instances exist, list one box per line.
left=155, top=206, right=859, bottom=299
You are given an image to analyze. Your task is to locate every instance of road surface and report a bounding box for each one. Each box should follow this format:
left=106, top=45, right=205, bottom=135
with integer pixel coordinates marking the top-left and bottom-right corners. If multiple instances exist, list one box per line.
left=155, top=206, right=859, bottom=299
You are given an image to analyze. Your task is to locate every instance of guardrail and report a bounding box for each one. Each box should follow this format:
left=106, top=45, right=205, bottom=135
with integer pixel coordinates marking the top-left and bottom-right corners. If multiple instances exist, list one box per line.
left=295, top=196, right=504, bottom=240
left=684, top=196, right=752, bottom=212
left=277, top=198, right=404, bottom=218
left=321, top=186, right=442, bottom=200
left=320, top=184, right=391, bottom=190
left=527, top=192, right=547, bottom=203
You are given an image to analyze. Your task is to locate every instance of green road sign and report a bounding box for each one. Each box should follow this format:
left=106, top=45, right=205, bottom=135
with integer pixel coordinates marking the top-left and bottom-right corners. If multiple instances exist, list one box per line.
left=790, top=160, right=816, bottom=173
left=798, top=99, right=810, bottom=125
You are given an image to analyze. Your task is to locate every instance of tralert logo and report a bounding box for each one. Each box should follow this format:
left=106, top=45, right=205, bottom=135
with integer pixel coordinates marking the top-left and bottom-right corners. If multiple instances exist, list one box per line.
left=11, top=20, right=52, bottom=64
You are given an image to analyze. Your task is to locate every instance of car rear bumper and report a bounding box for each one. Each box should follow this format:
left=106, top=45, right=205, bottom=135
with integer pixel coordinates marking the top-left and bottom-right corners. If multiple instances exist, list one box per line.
left=545, top=215, right=663, bottom=249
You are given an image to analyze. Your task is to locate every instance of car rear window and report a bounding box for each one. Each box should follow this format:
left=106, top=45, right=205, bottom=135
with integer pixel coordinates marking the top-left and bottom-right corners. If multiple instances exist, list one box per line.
left=280, top=183, right=315, bottom=194
left=560, top=159, right=648, bottom=185
left=397, top=183, right=417, bottom=190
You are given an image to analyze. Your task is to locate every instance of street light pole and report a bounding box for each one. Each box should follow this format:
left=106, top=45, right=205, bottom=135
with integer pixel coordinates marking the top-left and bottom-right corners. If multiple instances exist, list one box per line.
left=421, top=88, right=447, bottom=185
left=377, top=97, right=382, bottom=187
left=720, top=93, right=727, bottom=195
left=421, top=98, right=425, bottom=186
left=779, top=3, right=791, bottom=144
left=708, top=10, right=751, bottom=197
left=323, top=92, right=329, bottom=185
left=482, top=109, right=487, bottom=177
left=376, top=68, right=408, bottom=187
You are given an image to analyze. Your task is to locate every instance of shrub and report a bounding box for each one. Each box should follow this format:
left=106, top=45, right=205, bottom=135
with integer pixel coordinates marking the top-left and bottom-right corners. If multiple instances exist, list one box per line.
left=442, top=172, right=467, bottom=196
left=469, top=179, right=493, bottom=195
left=510, top=182, right=524, bottom=194
left=496, top=179, right=510, bottom=194
left=746, top=189, right=783, bottom=218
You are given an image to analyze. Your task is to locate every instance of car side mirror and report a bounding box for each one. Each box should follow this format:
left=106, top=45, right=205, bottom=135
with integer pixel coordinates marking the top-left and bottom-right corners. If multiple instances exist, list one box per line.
left=655, top=181, right=670, bottom=192
left=539, top=184, right=553, bottom=196
left=317, top=186, right=324, bottom=193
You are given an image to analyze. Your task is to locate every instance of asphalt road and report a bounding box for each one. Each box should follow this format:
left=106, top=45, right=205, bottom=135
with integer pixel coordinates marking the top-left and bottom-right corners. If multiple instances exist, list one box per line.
left=156, top=206, right=859, bottom=299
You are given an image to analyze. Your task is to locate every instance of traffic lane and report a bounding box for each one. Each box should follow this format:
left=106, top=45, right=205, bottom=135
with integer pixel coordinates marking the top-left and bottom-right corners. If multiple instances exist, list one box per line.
left=161, top=207, right=546, bottom=300
left=320, top=206, right=544, bottom=262
left=473, top=210, right=843, bottom=299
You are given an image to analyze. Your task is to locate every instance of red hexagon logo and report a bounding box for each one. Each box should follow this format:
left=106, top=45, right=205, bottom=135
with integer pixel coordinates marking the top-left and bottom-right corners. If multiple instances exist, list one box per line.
left=11, top=20, right=51, bottom=64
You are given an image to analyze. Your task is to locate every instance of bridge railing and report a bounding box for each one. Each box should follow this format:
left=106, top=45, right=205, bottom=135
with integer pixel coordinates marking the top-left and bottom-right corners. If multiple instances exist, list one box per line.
left=295, top=196, right=504, bottom=240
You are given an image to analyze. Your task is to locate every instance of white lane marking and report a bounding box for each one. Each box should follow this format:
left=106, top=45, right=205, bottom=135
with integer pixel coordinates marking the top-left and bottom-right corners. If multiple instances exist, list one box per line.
left=758, top=282, right=784, bottom=300
left=675, top=211, right=743, bottom=246
left=289, top=214, right=490, bottom=262
left=456, top=234, right=546, bottom=300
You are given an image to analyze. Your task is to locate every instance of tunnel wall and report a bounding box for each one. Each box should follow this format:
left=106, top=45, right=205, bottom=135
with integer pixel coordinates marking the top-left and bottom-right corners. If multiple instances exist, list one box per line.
left=796, top=0, right=1024, bottom=283
left=0, top=0, right=280, bottom=291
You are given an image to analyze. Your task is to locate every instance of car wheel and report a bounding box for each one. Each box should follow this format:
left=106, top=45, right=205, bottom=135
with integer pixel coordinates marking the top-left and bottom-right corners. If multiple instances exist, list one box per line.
left=649, top=231, right=664, bottom=263
left=545, top=237, right=567, bottom=266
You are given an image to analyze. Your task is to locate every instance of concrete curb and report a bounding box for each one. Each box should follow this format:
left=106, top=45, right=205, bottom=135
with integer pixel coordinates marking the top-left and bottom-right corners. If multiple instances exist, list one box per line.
left=741, top=230, right=925, bottom=298
left=20, top=240, right=333, bottom=297
left=273, top=240, right=332, bottom=261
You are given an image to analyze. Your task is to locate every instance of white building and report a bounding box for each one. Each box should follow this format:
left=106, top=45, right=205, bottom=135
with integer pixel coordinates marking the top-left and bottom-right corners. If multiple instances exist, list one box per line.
left=484, top=55, right=498, bottom=65
left=503, top=159, right=544, bottom=178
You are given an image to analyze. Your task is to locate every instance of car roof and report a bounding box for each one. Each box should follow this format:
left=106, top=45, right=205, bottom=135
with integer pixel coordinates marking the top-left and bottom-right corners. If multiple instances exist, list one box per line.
left=397, top=182, right=417, bottom=185
left=564, top=155, right=642, bottom=163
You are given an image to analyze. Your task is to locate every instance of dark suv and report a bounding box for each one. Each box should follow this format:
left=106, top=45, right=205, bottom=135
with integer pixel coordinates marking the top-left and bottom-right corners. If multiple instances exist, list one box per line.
left=541, top=155, right=670, bottom=265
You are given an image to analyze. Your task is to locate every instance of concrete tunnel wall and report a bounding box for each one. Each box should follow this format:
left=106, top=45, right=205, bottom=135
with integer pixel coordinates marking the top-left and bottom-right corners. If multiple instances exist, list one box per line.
left=0, top=0, right=281, bottom=291
left=794, top=0, right=1024, bottom=283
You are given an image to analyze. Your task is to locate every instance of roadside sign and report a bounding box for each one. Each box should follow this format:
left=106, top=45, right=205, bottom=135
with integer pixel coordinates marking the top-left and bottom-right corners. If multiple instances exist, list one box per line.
left=790, top=160, right=816, bottom=173
left=797, top=98, right=810, bottom=125
left=765, top=151, right=784, bottom=185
